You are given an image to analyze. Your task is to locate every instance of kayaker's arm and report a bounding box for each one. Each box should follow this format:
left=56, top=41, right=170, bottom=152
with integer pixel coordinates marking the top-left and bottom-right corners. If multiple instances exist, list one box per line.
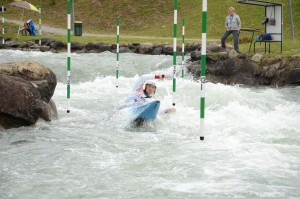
left=131, top=74, right=165, bottom=93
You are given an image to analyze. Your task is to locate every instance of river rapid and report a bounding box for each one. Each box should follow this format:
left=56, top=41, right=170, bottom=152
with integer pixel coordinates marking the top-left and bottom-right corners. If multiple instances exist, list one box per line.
left=0, top=50, right=299, bottom=199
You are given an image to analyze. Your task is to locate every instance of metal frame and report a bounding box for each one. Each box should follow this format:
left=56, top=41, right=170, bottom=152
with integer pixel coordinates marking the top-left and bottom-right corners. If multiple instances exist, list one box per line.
left=236, top=0, right=283, bottom=53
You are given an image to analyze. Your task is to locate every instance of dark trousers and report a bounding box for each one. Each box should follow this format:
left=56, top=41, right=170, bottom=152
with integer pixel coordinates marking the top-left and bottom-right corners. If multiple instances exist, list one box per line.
left=221, top=30, right=239, bottom=51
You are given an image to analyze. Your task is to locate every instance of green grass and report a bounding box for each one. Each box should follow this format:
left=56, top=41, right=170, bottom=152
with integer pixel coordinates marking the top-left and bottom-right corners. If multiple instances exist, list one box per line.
left=2, top=0, right=300, bottom=54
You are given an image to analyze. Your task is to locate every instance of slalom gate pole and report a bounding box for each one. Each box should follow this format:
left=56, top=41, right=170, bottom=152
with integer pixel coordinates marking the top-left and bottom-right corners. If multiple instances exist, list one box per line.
left=39, top=0, right=41, bottom=45
left=200, top=0, right=207, bottom=141
left=181, top=17, right=185, bottom=78
left=2, top=0, right=4, bottom=45
left=116, top=16, right=120, bottom=88
left=67, top=0, right=71, bottom=113
left=172, top=0, right=177, bottom=106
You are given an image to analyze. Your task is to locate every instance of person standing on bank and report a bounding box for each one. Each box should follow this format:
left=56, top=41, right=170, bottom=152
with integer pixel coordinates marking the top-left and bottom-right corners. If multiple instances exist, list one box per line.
left=221, top=7, right=241, bottom=53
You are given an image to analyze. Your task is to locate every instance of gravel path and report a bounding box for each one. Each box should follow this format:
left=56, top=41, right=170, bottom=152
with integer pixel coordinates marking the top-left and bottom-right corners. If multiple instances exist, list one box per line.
left=6, top=18, right=211, bottom=42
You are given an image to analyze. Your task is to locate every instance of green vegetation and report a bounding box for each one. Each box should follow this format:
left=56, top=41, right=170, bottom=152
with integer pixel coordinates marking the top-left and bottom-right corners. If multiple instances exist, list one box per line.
left=2, top=0, right=300, bottom=54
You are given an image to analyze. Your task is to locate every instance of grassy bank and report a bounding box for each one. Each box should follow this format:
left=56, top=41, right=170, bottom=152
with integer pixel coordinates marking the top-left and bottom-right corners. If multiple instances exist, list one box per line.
left=2, top=0, right=300, bottom=55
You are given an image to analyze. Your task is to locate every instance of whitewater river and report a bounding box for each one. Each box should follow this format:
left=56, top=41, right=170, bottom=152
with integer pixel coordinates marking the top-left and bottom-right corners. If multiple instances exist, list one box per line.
left=0, top=50, right=299, bottom=198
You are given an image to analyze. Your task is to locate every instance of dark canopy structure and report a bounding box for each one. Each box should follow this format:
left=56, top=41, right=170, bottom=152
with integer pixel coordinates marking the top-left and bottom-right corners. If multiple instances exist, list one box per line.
left=236, top=0, right=282, bottom=6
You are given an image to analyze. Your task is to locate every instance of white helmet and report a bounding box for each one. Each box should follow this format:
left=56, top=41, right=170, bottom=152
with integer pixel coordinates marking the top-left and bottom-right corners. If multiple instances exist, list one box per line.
left=143, top=80, right=157, bottom=90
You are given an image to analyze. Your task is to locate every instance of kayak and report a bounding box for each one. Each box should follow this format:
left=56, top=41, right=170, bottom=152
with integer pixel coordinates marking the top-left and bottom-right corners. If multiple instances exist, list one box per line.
left=130, top=100, right=160, bottom=126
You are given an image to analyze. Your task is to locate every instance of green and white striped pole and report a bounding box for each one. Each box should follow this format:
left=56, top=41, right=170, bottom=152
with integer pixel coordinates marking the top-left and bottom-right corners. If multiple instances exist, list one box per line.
left=200, top=0, right=207, bottom=141
left=1, top=0, right=4, bottom=45
left=172, top=0, right=177, bottom=106
left=67, top=0, right=71, bottom=113
left=116, top=16, right=120, bottom=88
left=181, top=17, right=185, bottom=78
left=38, top=0, right=41, bottom=45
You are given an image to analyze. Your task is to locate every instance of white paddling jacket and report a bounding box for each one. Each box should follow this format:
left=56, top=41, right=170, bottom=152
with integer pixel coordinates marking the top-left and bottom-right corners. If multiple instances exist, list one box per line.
left=122, top=74, right=159, bottom=108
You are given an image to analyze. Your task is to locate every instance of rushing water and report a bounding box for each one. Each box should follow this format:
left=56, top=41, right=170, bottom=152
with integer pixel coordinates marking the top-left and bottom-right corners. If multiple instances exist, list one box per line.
left=0, top=50, right=299, bottom=199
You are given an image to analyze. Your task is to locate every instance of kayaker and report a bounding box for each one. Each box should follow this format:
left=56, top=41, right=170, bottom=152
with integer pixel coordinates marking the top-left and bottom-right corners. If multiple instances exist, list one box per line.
left=122, top=74, right=176, bottom=113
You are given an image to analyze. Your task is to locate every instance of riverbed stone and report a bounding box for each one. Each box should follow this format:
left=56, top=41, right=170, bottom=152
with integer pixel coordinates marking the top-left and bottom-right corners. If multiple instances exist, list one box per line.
left=0, top=60, right=57, bottom=103
left=0, top=74, right=44, bottom=128
left=139, top=43, right=153, bottom=54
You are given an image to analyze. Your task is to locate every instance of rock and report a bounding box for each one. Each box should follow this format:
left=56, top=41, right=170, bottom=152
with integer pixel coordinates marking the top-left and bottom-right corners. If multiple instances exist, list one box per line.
left=85, top=43, right=111, bottom=53
left=119, top=45, right=131, bottom=53
left=277, top=57, right=300, bottom=85
left=186, top=47, right=300, bottom=86
left=128, top=43, right=139, bottom=53
left=50, top=40, right=66, bottom=52
left=152, top=46, right=163, bottom=55
left=0, top=74, right=45, bottom=128
left=218, top=52, right=229, bottom=60
left=251, top=53, right=263, bottom=63
left=228, top=49, right=238, bottom=59
left=40, top=99, right=58, bottom=121
left=207, top=44, right=224, bottom=53
left=0, top=60, right=57, bottom=103
left=26, top=40, right=36, bottom=47
left=29, top=44, right=41, bottom=50
left=41, top=38, right=56, bottom=46
left=190, top=49, right=202, bottom=61
left=237, top=53, right=247, bottom=60
left=0, top=60, right=58, bottom=129
left=139, top=43, right=153, bottom=54
left=5, top=40, right=21, bottom=48
left=186, top=43, right=200, bottom=53
left=261, top=56, right=281, bottom=66
left=265, top=65, right=277, bottom=80
left=162, top=45, right=173, bottom=55
left=40, top=46, right=51, bottom=52
left=71, top=42, right=84, bottom=51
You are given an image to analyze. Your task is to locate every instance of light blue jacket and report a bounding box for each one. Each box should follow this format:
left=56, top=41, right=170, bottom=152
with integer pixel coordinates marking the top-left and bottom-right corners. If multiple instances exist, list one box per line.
left=225, top=14, right=241, bottom=31
left=121, top=74, right=156, bottom=108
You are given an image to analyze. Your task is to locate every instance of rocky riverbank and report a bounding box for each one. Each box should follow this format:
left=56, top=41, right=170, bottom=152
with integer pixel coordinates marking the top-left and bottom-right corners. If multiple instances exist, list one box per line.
left=0, top=38, right=199, bottom=55
left=186, top=45, right=300, bottom=86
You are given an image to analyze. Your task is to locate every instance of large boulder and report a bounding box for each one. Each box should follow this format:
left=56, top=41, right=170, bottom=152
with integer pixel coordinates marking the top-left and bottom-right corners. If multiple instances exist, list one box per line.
left=0, top=61, right=58, bottom=129
left=0, top=74, right=44, bottom=128
left=0, top=60, right=57, bottom=103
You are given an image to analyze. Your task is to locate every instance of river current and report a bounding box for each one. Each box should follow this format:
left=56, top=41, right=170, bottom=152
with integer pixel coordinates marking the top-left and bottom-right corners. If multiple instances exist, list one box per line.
left=0, top=50, right=299, bottom=198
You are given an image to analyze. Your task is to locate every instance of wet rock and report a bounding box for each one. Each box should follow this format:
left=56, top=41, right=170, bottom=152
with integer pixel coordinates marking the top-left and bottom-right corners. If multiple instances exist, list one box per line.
left=139, top=43, right=153, bottom=54
left=0, top=60, right=58, bottom=129
left=152, top=46, right=163, bottom=55
left=186, top=49, right=300, bottom=86
left=120, top=46, right=130, bottom=53
left=0, top=60, right=57, bottom=103
left=40, top=38, right=56, bottom=46
left=0, top=74, right=44, bottom=128
left=190, top=49, right=201, bottom=61
left=5, top=40, right=21, bottom=48
left=71, top=42, right=84, bottom=51
left=40, top=46, right=51, bottom=52
left=50, top=40, right=66, bottom=52
left=162, top=45, right=173, bottom=55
